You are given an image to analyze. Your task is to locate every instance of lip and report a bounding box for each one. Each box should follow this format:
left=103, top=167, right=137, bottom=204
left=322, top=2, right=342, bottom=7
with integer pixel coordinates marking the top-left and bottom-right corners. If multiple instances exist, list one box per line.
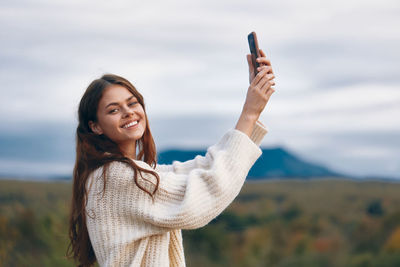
left=121, top=120, right=139, bottom=129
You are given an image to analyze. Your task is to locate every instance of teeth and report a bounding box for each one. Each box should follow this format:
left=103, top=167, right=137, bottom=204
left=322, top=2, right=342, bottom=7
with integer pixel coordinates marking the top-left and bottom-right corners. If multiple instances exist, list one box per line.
left=123, top=121, right=138, bottom=128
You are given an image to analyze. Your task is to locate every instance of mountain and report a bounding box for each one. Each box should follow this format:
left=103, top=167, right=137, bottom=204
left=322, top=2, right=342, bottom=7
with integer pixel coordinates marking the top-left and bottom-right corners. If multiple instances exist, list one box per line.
left=157, top=147, right=342, bottom=179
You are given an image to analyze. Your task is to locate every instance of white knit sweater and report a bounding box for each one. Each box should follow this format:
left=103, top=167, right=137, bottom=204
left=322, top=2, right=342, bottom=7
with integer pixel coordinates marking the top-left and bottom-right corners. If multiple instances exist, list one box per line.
left=85, top=121, right=267, bottom=267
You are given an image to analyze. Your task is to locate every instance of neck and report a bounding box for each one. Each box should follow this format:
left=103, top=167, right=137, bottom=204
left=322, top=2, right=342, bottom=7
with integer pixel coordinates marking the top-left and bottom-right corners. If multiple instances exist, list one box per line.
left=119, top=141, right=136, bottom=159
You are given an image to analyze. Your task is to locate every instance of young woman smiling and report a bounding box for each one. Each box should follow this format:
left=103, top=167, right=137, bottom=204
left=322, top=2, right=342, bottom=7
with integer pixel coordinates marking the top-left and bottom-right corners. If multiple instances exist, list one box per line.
left=68, top=50, right=275, bottom=267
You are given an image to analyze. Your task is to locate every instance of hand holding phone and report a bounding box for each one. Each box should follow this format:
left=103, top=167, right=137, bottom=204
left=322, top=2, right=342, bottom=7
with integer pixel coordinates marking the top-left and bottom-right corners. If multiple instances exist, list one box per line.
left=235, top=32, right=275, bottom=137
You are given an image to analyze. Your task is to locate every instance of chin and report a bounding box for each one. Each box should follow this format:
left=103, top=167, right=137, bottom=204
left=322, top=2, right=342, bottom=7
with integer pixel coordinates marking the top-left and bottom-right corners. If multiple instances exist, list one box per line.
left=132, top=129, right=145, bottom=141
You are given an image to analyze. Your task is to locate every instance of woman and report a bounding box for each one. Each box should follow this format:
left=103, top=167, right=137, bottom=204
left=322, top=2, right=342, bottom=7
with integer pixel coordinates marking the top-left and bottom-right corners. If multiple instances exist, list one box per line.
left=68, top=50, right=275, bottom=267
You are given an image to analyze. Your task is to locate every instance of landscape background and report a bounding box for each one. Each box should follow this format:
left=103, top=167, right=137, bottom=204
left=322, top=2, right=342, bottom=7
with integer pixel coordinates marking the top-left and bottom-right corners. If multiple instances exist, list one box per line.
left=1, top=0, right=399, bottom=179
left=1, top=178, right=400, bottom=267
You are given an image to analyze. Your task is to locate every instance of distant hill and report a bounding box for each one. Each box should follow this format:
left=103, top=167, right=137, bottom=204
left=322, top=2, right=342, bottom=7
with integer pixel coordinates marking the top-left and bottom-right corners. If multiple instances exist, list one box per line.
left=157, top=147, right=342, bottom=179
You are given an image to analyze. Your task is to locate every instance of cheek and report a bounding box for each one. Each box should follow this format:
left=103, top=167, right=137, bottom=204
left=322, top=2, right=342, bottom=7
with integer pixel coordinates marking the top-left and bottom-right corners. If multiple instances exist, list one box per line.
left=141, top=119, right=147, bottom=130
left=140, top=112, right=147, bottom=128
left=99, top=115, right=120, bottom=133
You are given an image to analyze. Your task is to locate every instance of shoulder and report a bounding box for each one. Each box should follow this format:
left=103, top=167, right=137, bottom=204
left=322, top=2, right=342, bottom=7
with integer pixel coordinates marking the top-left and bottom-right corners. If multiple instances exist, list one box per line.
left=107, top=161, right=135, bottom=178
left=87, top=161, right=135, bottom=190
left=99, top=160, right=159, bottom=192
left=97, top=160, right=155, bottom=175
left=89, top=161, right=133, bottom=178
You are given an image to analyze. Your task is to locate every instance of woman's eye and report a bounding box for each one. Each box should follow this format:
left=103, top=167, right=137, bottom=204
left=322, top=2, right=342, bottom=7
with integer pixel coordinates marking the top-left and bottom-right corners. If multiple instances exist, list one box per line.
left=108, top=109, right=118, bottom=114
left=128, top=102, right=137, bottom=107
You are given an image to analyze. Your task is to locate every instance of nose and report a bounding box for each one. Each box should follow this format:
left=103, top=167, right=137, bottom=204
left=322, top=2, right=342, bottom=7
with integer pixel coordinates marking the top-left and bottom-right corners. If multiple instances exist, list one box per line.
left=122, top=105, right=134, bottom=118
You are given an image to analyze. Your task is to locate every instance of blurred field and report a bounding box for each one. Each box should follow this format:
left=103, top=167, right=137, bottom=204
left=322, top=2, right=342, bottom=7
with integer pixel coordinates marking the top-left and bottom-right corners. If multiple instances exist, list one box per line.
left=1, top=178, right=400, bottom=267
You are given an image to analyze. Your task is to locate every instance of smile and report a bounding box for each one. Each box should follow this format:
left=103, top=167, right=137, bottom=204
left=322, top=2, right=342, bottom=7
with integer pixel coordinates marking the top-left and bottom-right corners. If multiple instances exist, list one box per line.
left=121, top=120, right=138, bottom=129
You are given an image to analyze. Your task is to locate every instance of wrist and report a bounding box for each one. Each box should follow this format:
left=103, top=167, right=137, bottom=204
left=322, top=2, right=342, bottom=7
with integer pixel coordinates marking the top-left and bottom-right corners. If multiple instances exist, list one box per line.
left=235, top=112, right=258, bottom=137
left=240, top=110, right=259, bottom=123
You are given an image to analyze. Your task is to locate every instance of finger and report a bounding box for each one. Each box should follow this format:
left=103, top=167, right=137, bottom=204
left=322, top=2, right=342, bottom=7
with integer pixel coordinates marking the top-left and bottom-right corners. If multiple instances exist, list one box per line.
left=259, top=49, right=269, bottom=66
left=261, top=82, right=275, bottom=95
left=246, top=54, right=254, bottom=72
left=257, top=77, right=269, bottom=91
left=259, top=74, right=276, bottom=92
left=257, top=75, right=273, bottom=90
left=256, top=57, right=272, bottom=66
left=258, top=65, right=274, bottom=75
left=251, top=67, right=268, bottom=87
left=265, top=87, right=275, bottom=99
left=266, top=73, right=275, bottom=81
left=246, top=54, right=251, bottom=66
left=256, top=66, right=273, bottom=74
left=255, top=72, right=275, bottom=91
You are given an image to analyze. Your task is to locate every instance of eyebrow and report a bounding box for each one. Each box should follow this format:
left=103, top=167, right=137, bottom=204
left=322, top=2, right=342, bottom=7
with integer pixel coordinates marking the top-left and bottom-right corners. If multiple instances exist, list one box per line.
left=105, top=96, right=136, bottom=109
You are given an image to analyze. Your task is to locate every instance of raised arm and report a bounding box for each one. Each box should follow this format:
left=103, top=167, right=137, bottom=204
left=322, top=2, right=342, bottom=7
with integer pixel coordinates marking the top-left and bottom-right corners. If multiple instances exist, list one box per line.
left=155, top=121, right=267, bottom=174
left=156, top=51, right=274, bottom=175
left=236, top=49, right=275, bottom=137
left=86, top=127, right=266, bottom=232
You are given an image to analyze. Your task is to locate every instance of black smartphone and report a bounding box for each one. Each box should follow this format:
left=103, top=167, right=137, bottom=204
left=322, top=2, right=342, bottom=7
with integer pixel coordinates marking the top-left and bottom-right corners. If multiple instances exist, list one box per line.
left=248, top=31, right=261, bottom=75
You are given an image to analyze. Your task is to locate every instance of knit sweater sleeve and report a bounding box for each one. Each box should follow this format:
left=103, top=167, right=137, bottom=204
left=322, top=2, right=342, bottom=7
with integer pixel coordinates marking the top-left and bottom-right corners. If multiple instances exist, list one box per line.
left=93, top=122, right=267, bottom=231
left=155, top=120, right=267, bottom=174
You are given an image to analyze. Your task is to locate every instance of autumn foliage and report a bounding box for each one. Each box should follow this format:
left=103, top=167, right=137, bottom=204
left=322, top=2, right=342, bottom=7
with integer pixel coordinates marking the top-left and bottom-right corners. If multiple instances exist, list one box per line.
left=1, top=179, right=400, bottom=266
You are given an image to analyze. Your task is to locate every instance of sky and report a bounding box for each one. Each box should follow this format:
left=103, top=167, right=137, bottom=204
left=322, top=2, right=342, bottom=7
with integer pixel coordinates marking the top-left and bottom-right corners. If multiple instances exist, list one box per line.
left=0, top=0, right=399, bottom=178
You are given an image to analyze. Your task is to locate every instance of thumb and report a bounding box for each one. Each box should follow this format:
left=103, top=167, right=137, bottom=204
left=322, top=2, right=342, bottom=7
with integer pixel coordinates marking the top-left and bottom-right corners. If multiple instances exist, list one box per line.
left=246, top=54, right=254, bottom=71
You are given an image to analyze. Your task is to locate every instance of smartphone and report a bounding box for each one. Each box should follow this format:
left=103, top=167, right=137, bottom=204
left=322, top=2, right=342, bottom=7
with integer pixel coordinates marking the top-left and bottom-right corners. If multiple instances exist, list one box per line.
left=248, top=31, right=261, bottom=75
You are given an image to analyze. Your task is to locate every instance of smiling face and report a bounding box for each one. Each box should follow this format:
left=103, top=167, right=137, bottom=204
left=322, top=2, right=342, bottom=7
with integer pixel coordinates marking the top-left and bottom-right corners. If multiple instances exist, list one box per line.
left=89, top=85, right=146, bottom=158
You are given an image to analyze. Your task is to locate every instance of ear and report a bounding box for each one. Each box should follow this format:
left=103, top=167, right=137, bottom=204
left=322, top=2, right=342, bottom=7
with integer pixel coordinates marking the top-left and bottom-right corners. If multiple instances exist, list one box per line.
left=88, top=121, right=103, bottom=135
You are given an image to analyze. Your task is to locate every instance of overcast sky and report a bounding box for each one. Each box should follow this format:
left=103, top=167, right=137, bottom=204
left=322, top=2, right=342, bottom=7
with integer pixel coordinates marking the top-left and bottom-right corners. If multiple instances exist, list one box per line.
left=1, top=0, right=399, bottom=178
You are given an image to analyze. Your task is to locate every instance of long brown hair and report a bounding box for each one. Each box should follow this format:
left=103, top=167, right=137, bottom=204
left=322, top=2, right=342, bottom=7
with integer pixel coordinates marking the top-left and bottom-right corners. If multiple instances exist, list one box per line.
left=67, top=74, right=160, bottom=266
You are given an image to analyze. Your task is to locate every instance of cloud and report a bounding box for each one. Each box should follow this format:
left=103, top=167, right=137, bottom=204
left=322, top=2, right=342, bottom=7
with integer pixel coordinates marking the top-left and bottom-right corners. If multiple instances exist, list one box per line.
left=0, top=0, right=399, bottom=178
left=269, top=83, right=400, bottom=122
